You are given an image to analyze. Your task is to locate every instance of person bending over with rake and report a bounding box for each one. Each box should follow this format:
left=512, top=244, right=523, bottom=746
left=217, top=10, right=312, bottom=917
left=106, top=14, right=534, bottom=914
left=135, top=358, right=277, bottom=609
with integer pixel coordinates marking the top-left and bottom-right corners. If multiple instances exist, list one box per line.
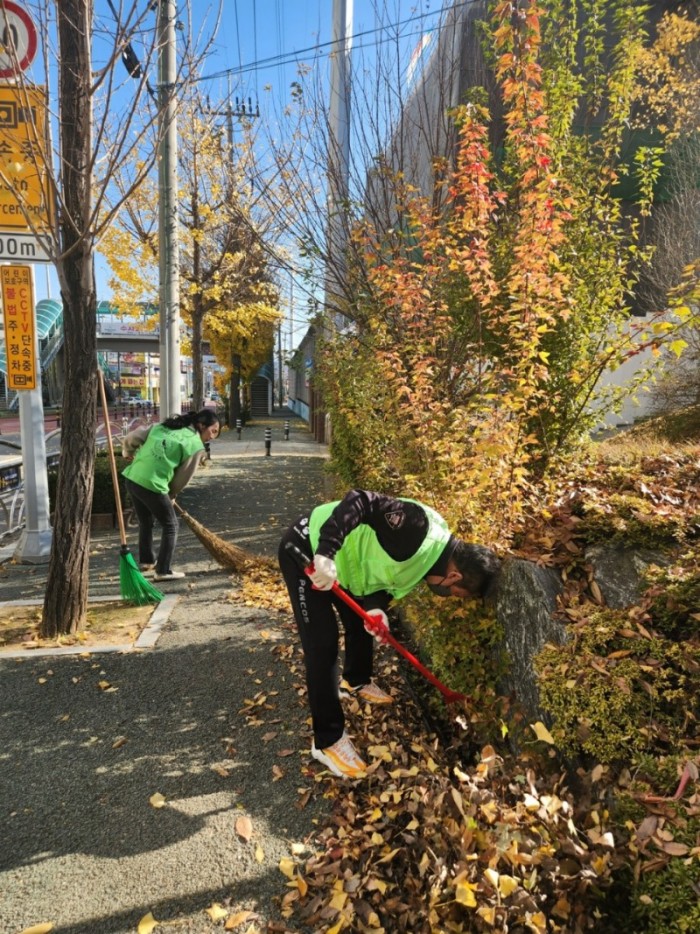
left=122, top=410, right=220, bottom=582
left=278, top=489, right=501, bottom=778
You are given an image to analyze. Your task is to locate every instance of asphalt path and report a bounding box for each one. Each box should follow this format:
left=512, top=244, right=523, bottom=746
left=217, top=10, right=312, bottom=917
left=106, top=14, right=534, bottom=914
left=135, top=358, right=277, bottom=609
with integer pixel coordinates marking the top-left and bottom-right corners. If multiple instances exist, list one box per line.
left=0, top=411, right=337, bottom=934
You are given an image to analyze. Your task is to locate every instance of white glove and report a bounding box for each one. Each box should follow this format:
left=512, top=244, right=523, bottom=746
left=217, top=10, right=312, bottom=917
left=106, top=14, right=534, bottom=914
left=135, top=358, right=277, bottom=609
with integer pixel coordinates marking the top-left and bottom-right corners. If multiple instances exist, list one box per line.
left=309, top=554, right=337, bottom=590
left=364, top=609, right=390, bottom=643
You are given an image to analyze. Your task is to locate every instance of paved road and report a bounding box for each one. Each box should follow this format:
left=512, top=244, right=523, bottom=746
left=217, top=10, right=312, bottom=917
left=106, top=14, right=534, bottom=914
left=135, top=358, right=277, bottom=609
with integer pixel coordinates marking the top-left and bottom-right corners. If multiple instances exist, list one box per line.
left=0, top=410, right=336, bottom=934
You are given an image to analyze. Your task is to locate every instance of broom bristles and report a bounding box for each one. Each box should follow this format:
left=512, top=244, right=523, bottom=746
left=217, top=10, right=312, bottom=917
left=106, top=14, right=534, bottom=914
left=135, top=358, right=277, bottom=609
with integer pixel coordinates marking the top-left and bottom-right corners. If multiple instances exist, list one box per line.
left=119, top=549, right=164, bottom=605
left=176, top=505, right=252, bottom=572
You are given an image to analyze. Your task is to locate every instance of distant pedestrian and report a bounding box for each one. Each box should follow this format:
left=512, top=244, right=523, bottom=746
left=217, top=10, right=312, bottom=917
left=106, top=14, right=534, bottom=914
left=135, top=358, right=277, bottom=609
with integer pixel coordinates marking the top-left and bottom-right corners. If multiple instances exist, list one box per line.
left=278, top=489, right=501, bottom=778
left=122, top=410, right=220, bottom=581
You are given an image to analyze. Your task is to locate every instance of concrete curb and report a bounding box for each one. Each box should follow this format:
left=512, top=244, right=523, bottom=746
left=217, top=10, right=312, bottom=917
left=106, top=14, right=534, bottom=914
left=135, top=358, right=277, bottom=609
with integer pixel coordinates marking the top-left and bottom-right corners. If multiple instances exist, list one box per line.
left=0, top=593, right=179, bottom=658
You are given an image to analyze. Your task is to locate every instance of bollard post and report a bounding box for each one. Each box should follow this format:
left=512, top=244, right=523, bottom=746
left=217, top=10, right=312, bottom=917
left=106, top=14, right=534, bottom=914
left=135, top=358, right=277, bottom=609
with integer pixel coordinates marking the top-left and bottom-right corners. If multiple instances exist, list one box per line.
left=236, top=418, right=242, bottom=440
left=284, top=420, right=290, bottom=441
left=264, top=427, right=271, bottom=456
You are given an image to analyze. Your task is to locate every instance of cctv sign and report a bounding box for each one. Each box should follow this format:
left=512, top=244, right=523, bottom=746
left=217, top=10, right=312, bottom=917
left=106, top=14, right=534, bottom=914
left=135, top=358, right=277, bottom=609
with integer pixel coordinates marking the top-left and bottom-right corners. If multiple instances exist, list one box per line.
left=0, top=2, right=38, bottom=79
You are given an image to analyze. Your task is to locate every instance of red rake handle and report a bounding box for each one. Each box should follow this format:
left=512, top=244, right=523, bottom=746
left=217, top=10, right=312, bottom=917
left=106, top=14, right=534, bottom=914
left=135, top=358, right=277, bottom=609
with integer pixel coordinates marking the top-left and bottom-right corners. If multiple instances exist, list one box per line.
left=284, top=542, right=466, bottom=704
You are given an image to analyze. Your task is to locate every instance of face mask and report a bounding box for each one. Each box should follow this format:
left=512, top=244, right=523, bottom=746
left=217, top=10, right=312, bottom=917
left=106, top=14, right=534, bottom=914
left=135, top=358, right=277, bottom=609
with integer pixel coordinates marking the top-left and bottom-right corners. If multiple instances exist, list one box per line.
left=426, top=579, right=453, bottom=597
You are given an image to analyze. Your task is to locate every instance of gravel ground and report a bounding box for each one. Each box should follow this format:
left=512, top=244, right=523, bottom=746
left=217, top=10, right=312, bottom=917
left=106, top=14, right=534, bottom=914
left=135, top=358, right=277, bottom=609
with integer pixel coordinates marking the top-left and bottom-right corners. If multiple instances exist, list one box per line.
left=0, top=412, right=336, bottom=934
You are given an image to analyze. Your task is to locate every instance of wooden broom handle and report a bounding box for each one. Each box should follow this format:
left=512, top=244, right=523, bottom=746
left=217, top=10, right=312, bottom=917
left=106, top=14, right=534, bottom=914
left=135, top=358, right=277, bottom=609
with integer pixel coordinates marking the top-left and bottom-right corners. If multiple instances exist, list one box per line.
left=97, top=368, right=128, bottom=547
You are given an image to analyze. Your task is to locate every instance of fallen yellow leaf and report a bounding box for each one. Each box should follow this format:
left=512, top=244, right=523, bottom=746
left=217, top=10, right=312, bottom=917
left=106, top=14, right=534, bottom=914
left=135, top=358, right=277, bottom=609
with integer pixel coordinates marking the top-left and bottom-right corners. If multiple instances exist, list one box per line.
left=530, top=721, right=555, bottom=744
left=137, top=912, right=159, bottom=934
left=255, top=844, right=264, bottom=862
left=224, top=909, right=256, bottom=929
left=477, top=905, right=496, bottom=925
left=19, top=925, right=55, bottom=934
left=149, top=792, right=166, bottom=808
left=499, top=874, right=519, bottom=897
left=329, top=891, right=347, bottom=911
left=205, top=903, right=229, bottom=922
left=455, top=881, right=477, bottom=907
left=279, top=856, right=295, bottom=879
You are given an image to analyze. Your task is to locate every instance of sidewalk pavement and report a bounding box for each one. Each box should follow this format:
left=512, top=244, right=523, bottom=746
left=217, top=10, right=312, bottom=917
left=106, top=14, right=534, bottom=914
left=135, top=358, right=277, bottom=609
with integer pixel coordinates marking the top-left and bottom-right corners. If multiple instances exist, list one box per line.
left=0, top=409, right=336, bottom=934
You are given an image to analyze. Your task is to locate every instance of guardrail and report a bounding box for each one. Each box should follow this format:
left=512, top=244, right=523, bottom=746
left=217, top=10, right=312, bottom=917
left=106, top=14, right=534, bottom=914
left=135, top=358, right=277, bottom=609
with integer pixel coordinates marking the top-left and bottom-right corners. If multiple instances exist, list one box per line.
left=0, top=419, right=141, bottom=545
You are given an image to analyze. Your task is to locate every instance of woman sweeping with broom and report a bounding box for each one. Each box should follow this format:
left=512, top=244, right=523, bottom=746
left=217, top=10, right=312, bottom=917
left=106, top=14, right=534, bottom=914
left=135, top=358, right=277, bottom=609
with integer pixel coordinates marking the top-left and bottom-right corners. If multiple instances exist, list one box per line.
left=121, top=410, right=220, bottom=581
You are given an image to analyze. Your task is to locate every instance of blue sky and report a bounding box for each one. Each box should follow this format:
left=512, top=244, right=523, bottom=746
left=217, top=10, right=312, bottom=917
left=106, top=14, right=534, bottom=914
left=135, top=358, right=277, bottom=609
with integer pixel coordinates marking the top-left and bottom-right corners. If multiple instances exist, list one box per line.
left=36, top=0, right=448, bottom=347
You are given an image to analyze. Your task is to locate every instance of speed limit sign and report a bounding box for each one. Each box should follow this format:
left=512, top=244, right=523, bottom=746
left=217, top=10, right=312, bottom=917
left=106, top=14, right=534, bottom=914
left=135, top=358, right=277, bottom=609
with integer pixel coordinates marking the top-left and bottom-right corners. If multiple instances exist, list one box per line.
left=0, top=1, right=38, bottom=79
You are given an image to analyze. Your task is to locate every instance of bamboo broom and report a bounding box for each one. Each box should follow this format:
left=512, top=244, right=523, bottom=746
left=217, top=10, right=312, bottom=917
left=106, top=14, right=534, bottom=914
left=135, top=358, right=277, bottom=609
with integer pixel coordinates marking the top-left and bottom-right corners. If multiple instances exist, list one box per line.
left=97, top=369, right=164, bottom=605
left=173, top=501, right=252, bottom=572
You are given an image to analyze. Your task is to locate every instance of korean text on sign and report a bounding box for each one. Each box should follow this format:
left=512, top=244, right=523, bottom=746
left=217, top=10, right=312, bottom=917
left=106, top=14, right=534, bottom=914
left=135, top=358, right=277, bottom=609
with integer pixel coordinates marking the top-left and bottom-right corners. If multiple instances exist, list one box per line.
left=1, top=263, right=37, bottom=390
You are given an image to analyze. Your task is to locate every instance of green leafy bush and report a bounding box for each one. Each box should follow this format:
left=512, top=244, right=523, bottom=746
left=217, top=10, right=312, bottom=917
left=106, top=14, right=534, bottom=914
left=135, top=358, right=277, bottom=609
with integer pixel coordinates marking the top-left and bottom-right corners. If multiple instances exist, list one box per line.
left=537, top=605, right=700, bottom=764
left=47, top=450, right=129, bottom=515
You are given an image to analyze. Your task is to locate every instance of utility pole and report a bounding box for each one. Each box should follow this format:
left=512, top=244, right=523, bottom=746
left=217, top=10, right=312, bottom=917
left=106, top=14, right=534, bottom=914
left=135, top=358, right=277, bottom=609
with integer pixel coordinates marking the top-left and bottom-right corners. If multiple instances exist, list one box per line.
left=323, top=0, right=353, bottom=325
left=313, top=0, right=352, bottom=442
left=157, top=0, right=181, bottom=416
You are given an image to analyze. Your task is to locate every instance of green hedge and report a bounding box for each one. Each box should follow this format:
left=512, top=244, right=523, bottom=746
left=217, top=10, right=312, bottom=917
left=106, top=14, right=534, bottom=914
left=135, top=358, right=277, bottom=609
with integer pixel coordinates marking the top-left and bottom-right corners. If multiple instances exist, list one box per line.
left=47, top=450, right=129, bottom=515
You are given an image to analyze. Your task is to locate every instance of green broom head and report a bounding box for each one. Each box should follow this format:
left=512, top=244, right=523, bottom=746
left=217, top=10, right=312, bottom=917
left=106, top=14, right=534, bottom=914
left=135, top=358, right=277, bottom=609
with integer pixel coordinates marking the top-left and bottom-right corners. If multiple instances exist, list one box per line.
left=119, top=546, right=164, bottom=605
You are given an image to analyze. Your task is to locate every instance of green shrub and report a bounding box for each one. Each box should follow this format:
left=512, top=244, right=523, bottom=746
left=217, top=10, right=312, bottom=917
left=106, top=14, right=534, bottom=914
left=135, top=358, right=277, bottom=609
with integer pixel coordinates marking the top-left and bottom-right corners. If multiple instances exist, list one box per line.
left=536, top=606, right=700, bottom=764
left=47, top=450, right=129, bottom=515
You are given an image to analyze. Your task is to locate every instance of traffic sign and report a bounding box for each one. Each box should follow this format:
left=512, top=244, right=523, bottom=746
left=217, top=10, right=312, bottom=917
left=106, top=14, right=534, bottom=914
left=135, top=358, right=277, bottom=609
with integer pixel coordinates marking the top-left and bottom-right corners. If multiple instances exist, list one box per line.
left=0, top=229, right=50, bottom=262
left=0, top=1, right=38, bottom=79
left=0, top=263, right=37, bottom=390
left=0, top=84, right=53, bottom=234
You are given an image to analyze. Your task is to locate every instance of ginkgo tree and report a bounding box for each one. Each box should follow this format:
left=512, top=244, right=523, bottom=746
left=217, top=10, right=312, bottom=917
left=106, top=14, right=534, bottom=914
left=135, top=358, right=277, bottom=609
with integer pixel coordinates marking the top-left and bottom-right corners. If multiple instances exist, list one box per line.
left=101, top=95, right=282, bottom=413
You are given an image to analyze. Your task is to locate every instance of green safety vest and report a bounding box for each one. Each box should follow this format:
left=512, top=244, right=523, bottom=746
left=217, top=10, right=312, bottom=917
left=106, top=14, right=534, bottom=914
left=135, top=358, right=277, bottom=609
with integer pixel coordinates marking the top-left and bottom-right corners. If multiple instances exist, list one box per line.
left=123, top=424, right=203, bottom=494
left=308, top=499, right=451, bottom=599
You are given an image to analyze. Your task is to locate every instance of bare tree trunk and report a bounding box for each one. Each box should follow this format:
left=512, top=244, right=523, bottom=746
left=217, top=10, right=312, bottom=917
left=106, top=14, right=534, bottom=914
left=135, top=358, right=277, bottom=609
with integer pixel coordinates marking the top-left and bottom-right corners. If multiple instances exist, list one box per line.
left=41, top=0, right=97, bottom=637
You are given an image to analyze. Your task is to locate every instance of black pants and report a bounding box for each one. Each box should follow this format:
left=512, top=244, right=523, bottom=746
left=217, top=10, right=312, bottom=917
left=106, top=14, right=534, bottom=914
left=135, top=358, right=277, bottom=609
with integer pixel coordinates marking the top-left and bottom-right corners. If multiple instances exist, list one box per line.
left=278, top=516, right=373, bottom=750
left=125, top=478, right=178, bottom=575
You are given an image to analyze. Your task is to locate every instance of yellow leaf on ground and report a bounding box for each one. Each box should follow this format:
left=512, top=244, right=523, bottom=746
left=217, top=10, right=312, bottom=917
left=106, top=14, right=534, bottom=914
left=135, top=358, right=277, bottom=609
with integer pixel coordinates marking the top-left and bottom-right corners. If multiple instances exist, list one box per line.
left=530, top=721, right=555, bottom=744
left=329, top=891, right=347, bottom=911
left=279, top=856, right=295, bottom=879
left=224, top=910, right=256, bottom=929
left=255, top=844, right=265, bottom=862
left=499, top=874, right=519, bottom=897
left=137, top=913, right=159, bottom=934
left=205, top=903, right=229, bottom=922
left=297, top=875, right=308, bottom=897
left=366, top=877, right=387, bottom=894
left=236, top=815, right=253, bottom=841
left=455, top=881, right=477, bottom=907
left=149, top=792, right=166, bottom=808
left=477, top=905, right=496, bottom=925
left=19, top=925, right=55, bottom=934
left=377, top=847, right=401, bottom=863
left=526, top=912, right=548, bottom=933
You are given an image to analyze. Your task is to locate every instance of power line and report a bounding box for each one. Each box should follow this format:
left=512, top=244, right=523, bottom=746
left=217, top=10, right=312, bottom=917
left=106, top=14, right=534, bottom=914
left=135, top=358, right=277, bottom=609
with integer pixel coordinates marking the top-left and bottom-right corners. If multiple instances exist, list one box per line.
left=194, top=0, right=480, bottom=85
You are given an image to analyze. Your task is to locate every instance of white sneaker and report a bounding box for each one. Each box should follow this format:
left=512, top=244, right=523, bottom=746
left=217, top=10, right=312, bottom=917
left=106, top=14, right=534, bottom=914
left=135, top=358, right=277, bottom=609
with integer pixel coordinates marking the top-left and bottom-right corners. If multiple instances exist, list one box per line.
left=340, top=679, right=393, bottom=705
left=311, top=732, right=367, bottom=778
left=153, top=570, right=186, bottom=581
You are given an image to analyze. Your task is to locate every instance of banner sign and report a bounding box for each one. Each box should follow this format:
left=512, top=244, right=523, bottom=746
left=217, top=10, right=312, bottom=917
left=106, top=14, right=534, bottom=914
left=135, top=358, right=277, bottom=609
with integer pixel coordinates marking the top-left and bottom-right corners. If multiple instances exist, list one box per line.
left=1, top=262, right=36, bottom=389
left=0, top=84, right=53, bottom=233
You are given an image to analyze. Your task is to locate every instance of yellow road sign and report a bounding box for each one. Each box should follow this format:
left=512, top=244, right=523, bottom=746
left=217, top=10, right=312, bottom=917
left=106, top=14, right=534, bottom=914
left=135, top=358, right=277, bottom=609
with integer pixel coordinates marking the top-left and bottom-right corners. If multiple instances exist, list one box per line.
left=1, top=263, right=37, bottom=389
left=0, top=84, right=52, bottom=233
